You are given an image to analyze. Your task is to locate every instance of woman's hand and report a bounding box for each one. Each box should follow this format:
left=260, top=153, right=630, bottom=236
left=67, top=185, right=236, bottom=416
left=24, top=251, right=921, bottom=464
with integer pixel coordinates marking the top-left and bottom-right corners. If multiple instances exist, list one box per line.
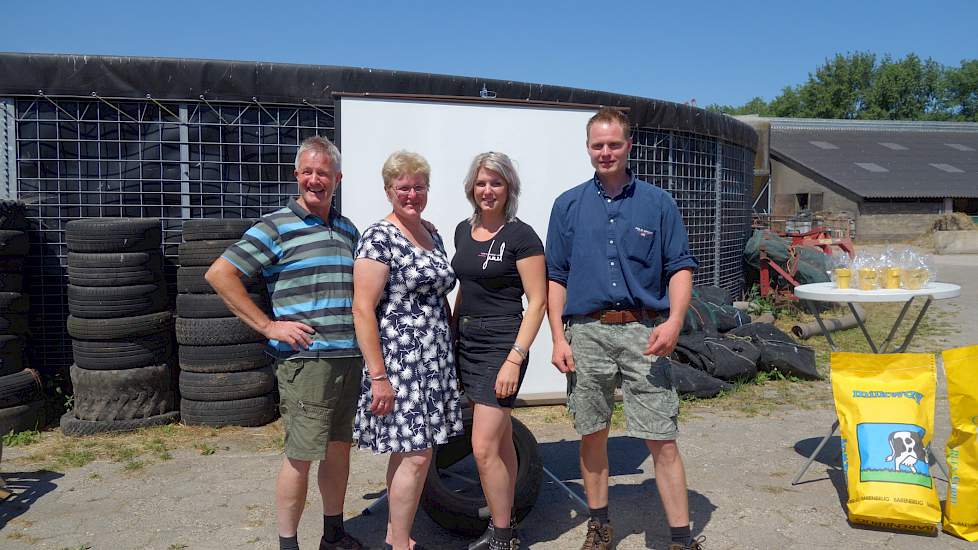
left=494, top=361, right=521, bottom=398
left=370, top=379, right=396, bottom=416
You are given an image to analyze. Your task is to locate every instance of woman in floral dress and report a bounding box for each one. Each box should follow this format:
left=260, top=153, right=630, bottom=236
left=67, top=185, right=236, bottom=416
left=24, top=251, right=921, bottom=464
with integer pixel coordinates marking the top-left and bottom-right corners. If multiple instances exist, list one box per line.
left=352, top=150, right=462, bottom=550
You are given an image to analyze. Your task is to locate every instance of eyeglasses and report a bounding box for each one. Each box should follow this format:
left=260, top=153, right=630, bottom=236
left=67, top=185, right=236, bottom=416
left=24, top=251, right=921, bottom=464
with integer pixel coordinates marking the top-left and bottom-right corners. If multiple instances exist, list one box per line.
left=392, top=185, right=429, bottom=196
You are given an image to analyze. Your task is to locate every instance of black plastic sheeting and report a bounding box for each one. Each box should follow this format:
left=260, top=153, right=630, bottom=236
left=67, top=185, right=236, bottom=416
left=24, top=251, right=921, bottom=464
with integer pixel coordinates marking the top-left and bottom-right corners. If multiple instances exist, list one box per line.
left=0, top=52, right=757, bottom=150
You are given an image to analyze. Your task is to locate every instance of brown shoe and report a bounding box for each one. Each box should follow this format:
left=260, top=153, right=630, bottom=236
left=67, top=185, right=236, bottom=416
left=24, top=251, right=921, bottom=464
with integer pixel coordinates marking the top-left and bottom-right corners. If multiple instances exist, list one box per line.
left=668, top=535, right=705, bottom=550
left=579, top=519, right=613, bottom=550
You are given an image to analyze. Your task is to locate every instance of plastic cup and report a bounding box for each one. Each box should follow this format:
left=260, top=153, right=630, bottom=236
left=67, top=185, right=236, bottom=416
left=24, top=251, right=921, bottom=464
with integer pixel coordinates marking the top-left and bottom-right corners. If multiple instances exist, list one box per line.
left=835, top=268, right=852, bottom=289
left=858, top=268, right=879, bottom=290
left=884, top=267, right=902, bottom=289
left=903, top=268, right=928, bottom=290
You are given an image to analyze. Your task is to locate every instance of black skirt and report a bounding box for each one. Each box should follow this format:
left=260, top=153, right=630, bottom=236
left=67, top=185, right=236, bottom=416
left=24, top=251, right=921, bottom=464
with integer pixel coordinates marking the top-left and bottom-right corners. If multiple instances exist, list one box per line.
left=457, top=314, right=527, bottom=408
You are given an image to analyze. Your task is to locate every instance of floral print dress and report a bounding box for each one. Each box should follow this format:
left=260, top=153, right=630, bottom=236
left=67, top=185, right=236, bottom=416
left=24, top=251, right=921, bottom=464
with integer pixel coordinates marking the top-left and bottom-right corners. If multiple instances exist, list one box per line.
left=353, top=220, right=463, bottom=453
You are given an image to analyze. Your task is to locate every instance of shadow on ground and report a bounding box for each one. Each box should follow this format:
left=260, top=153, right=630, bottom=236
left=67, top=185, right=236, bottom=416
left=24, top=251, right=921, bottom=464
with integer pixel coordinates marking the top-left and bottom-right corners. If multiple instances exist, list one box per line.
left=0, top=470, right=64, bottom=529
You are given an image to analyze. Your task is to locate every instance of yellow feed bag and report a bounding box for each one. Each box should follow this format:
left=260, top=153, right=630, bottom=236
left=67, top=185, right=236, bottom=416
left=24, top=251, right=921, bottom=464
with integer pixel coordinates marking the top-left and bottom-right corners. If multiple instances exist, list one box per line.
left=831, top=352, right=941, bottom=533
left=943, top=345, right=978, bottom=541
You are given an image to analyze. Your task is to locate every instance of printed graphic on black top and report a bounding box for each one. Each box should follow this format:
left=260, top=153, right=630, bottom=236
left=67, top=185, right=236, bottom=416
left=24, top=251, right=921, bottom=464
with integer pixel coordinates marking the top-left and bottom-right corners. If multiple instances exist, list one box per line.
left=452, top=218, right=544, bottom=318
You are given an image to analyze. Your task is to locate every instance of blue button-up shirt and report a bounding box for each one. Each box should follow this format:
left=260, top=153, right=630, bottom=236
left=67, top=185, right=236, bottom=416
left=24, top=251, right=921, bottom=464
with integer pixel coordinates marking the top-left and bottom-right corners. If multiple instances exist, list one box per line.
left=546, top=173, right=698, bottom=319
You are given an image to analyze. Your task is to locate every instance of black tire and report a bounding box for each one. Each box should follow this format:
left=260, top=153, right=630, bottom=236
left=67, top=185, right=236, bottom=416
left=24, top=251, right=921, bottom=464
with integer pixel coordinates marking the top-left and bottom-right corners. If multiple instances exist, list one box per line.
left=0, top=399, right=44, bottom=435
left=0, top=200, right=29, bottom=231
left=179, top=343, right=273, bottom=373
left=178, top=239, right=239, bottom=267
left=0, top=230, right=28, bottom=256
left=176, top=292, right=266, bottom=318
left=66, top=218, right=162, bottom=253
left=176, top=266, right=265, bottom=294
left=67, top=284, right=168, bottom=319
left=0, top=336, right=25, bottom=377
left=175, top=316, right=264, bottom=346
left=70, top=363, right=176, bottom=421
left=0, top=314, right=29, bottom=336
left=0, top=292, right=29, bottom=314
left=0, top=369, right=42, bottom=409
left=179, top=366, right=275, bottom=401
left=60, top=410, right=179, bottom=436
left=67, top=311, right=173, bottom=340
left=72, top=333, right=173, bottom=370
left=67, top=251, right=163, bottom=287
left=0, top=256, right=25, bottom=273
left=182, top=219, right=256, bottom=242
left=0, top=273, right=23, bottom=292
left=181, top=394, right=278, bottom=427
left=420, top=412, right=543, bottom=536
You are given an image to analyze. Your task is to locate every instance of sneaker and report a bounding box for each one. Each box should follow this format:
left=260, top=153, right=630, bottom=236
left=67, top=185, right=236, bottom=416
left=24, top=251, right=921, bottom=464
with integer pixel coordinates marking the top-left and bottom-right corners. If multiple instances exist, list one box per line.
left=668, top=535, right=706, bottom=550
left=579, top=519, right=613, bottom=550
left=320, top=532, right=367, bottom=549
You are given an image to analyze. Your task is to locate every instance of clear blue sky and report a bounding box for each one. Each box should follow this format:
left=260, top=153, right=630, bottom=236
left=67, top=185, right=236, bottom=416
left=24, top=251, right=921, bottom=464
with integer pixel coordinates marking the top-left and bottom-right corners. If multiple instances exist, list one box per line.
left=1, top=0, right=974, bottom=107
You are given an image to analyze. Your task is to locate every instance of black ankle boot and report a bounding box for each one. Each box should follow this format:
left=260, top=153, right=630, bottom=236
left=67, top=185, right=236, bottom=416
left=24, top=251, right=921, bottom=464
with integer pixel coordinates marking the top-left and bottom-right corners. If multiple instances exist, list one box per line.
left=466, top=523, right=493, bottom=550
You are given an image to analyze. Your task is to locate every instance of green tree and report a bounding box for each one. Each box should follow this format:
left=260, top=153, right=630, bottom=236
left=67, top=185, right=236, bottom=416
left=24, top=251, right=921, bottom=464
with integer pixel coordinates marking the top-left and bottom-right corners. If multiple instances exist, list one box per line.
left=944, top=59, right=978, bottom=121
left=863, top=54, right=944, bottom=120
left=798, top=52, right=877, bottom=118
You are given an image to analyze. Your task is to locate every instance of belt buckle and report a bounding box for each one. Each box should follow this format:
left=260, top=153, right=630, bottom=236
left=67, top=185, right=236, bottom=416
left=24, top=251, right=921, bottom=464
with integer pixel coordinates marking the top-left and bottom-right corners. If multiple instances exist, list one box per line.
left=599, top=310, right=621, bottom=325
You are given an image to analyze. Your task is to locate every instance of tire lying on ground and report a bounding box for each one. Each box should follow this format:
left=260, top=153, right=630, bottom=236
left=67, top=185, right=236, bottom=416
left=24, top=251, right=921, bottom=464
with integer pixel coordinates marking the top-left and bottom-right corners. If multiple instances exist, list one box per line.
left=72, top=333, right=172, bottom=370
left=0, top=399, right=44, bottom=435
left=179, top=342, right=273, bottom=373
left=0, top=292, right=29, bottom=315
left=182, top=219, right=255, bottom=242
left=178, top=239, right=239, bottom=267
left=179, top=366, right=275, bottom=401
left=60, top=410, right=179, bottom=436
left=176, top=293, right=266, bottom=318
left=65, top=218, right=162, bottom=253
left=67, top=251, right=163, bottom=287
left=0, top=369, right=42, bottom=409
left=0, top=335, right=24, bottom=377
left=67, top=283, right=168, bottom=319
left=0, top=314, right=28, bottom=337
left=180, top=394, right=278, bottom=427
left=69, top=363, right=176, bottom=421
left=421, top=410, right=543, bottom=536
left=175, top=316, right=264, bottom=346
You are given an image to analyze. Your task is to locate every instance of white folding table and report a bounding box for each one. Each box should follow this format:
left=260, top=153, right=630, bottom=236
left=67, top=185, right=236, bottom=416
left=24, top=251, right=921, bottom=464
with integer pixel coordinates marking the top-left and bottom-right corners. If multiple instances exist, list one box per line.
left=789, top=281, right=961, bottom=485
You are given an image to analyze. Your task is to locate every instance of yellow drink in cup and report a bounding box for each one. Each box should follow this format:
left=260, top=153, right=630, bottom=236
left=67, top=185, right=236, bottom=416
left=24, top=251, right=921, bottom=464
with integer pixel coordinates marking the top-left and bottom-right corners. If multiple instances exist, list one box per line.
left=835, top=268, right=852, bottom=289
left=903, top=268, right=928, bottom=290
left=884, top=267, right=902, bottom=289
left=858, top=267, right=879, bottom=290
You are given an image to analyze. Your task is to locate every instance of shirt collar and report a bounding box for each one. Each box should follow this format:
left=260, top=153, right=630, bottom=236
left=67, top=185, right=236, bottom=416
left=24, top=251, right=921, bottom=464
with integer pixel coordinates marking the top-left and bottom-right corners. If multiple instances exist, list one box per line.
left=288, top=197, right=333, bottom=225
left=592, top=169, right=636, bottom=199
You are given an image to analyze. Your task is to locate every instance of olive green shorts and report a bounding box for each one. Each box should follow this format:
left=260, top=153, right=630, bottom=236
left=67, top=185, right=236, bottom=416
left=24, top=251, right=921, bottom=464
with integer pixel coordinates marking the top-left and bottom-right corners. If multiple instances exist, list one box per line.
left=276, top=356, right=361, bottom=461
left=565, top=316, right=679, bottom=441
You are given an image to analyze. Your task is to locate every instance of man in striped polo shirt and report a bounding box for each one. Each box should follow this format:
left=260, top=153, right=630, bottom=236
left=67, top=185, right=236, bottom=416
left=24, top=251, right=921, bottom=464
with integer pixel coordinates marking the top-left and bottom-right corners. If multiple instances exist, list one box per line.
left=207, top=136, right=365, bottom=550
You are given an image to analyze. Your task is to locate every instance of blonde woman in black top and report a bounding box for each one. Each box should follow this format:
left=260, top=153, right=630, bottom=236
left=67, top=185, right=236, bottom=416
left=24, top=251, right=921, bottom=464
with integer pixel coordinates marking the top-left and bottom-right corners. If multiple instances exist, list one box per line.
left=451, top=152, right=547, bottom=550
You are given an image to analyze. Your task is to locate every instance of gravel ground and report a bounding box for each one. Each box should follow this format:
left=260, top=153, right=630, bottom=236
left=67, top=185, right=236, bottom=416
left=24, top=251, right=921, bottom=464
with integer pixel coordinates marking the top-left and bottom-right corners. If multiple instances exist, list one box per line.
left=1, top=253, right=975, bottom=550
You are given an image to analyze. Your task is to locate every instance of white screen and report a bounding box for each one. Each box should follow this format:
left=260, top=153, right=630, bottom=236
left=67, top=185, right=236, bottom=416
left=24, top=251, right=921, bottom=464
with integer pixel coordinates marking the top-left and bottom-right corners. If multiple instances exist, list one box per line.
left=339, top=96, right=597, bottom=400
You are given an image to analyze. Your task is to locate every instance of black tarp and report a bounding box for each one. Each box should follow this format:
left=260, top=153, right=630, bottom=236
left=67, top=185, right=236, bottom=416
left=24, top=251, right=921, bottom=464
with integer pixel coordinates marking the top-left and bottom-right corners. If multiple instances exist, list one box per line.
left=0, top=52, right=758, bottom=150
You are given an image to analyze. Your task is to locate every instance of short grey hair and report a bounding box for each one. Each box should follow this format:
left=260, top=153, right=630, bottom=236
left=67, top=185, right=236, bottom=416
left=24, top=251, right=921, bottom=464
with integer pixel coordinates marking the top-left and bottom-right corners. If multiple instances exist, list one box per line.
left=294, top=135, right=341, bottom=171
left=463, top=152, right=521, bottom=225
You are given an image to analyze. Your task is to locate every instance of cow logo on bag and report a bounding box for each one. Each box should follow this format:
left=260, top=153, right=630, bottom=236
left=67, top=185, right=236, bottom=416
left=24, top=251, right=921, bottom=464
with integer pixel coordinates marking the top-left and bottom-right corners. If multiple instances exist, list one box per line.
left=856, top=423, right=932, bottom=488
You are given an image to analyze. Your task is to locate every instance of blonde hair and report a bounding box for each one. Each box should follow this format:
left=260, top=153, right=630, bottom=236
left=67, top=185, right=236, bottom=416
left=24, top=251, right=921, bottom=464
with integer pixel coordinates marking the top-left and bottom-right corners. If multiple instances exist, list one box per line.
left=586, top=107, right=631, bottom=141
left=381, top=151, right=431, bottom=189
left=462, top=152, right=521, bottom=225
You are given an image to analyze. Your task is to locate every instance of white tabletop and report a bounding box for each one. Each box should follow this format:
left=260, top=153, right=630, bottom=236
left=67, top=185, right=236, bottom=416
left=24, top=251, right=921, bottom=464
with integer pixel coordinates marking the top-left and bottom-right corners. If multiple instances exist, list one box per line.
left=794, top=282, right=961, bottom=303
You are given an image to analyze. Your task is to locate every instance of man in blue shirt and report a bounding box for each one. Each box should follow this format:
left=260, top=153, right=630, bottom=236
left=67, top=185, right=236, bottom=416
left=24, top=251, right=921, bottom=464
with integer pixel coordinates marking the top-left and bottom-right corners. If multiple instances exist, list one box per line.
left=546, top=108, right=702, bottom=550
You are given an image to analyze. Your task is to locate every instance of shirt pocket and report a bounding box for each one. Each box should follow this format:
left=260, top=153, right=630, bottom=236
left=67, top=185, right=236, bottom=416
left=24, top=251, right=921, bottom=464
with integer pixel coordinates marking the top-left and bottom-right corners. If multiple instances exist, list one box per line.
left=623, top=225, right=657, bottom=266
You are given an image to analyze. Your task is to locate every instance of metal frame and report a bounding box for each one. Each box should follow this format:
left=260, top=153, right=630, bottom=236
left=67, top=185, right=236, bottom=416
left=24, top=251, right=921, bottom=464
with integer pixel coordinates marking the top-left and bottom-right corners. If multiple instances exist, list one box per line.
left=0, top=99, right=15, bottom=199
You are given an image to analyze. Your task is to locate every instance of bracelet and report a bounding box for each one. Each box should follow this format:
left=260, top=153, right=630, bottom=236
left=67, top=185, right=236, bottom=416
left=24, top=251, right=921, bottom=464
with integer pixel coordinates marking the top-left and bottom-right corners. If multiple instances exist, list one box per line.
left=370, top=374, right=388, bottom=381
left=505, top=357, right=522, bottom=367
left=511, top=343, right=527, bottom=360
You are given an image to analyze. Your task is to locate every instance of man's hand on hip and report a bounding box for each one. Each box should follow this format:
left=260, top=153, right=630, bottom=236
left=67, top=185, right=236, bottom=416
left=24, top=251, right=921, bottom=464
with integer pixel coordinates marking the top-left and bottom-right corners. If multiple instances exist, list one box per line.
left=551, top=339, right=576, bottom=373
left=644, top=318, right=682, bottom=357
left=262, top=320, right=315, bottom=351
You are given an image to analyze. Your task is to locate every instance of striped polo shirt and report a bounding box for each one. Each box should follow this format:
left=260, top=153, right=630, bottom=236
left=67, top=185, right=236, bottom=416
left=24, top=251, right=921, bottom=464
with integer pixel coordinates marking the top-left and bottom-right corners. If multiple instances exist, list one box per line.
left=222, top=199, right=361, bottom=358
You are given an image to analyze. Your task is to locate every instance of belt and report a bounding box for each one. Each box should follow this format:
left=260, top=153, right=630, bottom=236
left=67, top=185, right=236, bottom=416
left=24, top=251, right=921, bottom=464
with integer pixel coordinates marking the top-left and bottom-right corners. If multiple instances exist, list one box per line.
left=586, top=308, right=660, bottom=325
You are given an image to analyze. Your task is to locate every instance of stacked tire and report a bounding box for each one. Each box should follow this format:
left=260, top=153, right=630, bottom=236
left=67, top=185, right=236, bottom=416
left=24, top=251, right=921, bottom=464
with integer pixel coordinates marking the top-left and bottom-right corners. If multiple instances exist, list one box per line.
left=177, top=219, right=278, bottom=427
left=0, top=200, right=44, bottom=435
left=61, top=218, right=179, bottom=436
